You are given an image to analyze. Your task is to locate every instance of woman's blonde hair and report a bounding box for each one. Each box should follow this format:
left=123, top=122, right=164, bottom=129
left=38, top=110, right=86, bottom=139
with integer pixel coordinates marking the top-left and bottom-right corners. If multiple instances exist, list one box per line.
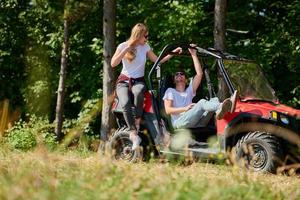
left=125, top=23, right=148, bottom=62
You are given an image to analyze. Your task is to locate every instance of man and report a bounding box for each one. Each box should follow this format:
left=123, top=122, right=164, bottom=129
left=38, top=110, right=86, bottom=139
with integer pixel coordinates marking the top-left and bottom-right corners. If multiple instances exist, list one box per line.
left=163, top=45, right=237, bottom=129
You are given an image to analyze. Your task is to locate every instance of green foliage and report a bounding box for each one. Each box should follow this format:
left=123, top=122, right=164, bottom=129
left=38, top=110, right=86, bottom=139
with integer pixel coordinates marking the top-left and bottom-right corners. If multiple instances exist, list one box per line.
left=1, top=0, right=102, bottom=119
left=90, top=38, right=103, bottom=57
left=6, top=121, right=37, bottom=151
left=0, top=0, right=27, bottom=107
left=227, top=0, right=300, bottom=108
left=61, top=0, right=102, bottom=118
left=61, top=94, right=102, bottom=148
left=117, top=0, right=210, bottom=49
left=77, top=98, right=101, bottom=136
left=290, top=86, right=300, bottom=107
left=5, top=116, right=57, bottom=151
left=22, top=44, right=53, bottom=117
left=66, top=89, right=102, bottom=137
left=41, top=128, right=57, bottom=150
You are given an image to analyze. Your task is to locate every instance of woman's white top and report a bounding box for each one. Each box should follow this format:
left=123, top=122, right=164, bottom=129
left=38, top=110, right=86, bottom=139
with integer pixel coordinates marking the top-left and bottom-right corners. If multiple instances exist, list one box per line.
left=117, top=42, right=151, bottom=78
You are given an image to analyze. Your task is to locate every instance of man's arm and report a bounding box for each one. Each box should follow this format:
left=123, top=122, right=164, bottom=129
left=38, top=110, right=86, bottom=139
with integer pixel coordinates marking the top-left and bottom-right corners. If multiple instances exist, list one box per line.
left=189, top=47, right=203, bottom=94
left=164, top=99, right=195, bottom=115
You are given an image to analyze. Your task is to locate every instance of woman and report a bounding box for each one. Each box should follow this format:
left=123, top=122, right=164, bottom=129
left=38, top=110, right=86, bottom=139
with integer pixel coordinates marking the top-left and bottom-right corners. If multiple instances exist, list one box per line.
left=111, top=23, right=181, bottom=150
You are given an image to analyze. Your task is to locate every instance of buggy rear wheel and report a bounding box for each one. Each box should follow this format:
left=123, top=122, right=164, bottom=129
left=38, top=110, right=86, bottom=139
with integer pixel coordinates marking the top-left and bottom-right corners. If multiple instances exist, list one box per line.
left=108, top=130, right=141, bottom=162
left=235, top=131, right=283, bottom=173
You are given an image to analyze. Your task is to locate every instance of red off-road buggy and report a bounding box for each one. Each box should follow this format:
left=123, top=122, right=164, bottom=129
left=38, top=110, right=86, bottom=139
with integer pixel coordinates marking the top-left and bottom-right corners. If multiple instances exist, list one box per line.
left=108, top=43, right=300, bottom=173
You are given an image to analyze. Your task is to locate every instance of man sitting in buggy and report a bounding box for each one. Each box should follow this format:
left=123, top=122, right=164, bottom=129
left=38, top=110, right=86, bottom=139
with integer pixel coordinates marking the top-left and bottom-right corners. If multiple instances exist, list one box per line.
left=163, top=45, right=237, bottom=130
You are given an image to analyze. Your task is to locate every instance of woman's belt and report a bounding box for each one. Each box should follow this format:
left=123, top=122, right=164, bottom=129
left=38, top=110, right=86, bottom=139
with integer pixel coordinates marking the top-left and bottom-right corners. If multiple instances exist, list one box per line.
left=117, top=74, right=145, bottom=91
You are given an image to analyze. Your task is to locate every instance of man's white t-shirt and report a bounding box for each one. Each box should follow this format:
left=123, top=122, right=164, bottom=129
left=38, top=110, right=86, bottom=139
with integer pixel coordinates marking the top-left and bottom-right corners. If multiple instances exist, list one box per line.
left=117, top=42, right=151, bottom=78
left=163, top=79, right=195, bottom=124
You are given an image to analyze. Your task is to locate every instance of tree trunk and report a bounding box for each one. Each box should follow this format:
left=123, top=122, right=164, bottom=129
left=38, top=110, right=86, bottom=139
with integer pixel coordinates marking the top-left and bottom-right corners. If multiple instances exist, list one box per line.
left=214, top=0, right=227, bottom=51
left=55, top=9, right=69, bottom=141
left=214, top=0, right=228, bottom=100
left=101, top=0, right=116, bottom=142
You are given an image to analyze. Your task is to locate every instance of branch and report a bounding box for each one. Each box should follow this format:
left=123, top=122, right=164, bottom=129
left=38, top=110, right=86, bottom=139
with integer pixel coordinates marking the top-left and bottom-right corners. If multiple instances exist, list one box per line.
left=227, top=28, right=249, bottom=34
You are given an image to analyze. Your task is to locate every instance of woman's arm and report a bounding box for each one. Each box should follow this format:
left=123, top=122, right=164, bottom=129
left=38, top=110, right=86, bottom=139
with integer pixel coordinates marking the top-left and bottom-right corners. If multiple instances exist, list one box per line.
left=111, top=44, right=133, bottom=68
left=147, top=47, right=182, bottom=64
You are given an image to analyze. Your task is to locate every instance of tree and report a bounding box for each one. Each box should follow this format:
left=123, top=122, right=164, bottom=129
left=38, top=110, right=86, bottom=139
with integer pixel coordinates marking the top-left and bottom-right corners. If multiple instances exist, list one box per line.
left=55, top=0, right=70, bottom=140
left=100, top=0, right=116, bottom=142
left=214, top=0, right=228, bottom=100
left=54, top=0, right=98, bottom=140
left=214, top=0, right=227, bottom=51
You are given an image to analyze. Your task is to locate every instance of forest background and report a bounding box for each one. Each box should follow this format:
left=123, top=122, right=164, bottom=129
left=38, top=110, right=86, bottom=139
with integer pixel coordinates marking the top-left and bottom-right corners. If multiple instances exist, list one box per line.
left=1, top=1, right=300, bottom=199
left=1, top=0, right=299, bottom=146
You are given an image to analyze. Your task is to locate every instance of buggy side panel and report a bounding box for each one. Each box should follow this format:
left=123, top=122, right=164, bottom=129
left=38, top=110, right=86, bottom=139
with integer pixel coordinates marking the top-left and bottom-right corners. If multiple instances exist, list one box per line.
left=216, top=100, right=298, bottom=135
left=143, top=91, right=154, bottom=113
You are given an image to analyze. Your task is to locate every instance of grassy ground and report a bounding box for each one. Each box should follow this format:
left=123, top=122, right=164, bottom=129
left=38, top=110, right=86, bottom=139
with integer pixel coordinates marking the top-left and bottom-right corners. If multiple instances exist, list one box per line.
left=0, top=146, right=299, bottom=200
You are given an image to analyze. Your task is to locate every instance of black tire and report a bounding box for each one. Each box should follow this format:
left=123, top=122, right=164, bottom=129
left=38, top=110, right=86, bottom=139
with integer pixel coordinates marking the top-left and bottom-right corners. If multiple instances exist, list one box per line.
left=235, top=131, right=283, bottom=173
left=108, top=130, right=141, bottom=162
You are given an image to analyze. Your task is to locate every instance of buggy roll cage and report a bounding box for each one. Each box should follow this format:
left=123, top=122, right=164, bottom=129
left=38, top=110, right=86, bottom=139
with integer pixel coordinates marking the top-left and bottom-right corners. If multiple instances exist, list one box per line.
left=147, top=43, right=250, bottom=93
left=147, top=43, right=244, bottom=123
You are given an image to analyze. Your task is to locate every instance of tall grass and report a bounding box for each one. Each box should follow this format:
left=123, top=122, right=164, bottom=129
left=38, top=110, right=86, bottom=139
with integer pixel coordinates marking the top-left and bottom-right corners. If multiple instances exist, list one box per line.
left=0, top=146, right=299, bottom=200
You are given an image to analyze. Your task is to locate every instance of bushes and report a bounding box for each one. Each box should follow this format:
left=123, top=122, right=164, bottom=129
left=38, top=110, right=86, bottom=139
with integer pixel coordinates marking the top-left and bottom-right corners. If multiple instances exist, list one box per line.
left=4, top=116, right=57, bottom=151
left=6, top=123, right=37, bottom=151
left=3, top=97, right=102, bottom=152
left=3, top=112, right=100, bottom=152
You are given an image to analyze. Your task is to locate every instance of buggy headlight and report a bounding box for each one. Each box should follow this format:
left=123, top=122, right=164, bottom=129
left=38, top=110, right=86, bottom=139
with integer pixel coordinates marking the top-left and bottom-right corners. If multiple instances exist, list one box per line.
left=269, top=111, right=290, bottom=125
left=280, top=115, right=289, bottom=125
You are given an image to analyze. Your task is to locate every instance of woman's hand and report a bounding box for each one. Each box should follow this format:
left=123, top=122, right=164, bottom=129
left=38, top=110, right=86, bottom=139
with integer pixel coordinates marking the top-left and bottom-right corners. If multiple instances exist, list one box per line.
left=172, top=47, right=183, bottom=54
left=124, top=44, right=134, bottom=53
left=156, top=47, right=182, bottom=64
left=124, top=41, right=138, bottom=52
left=111, top=42, right=136, bottom=67
left=128, top=39, right=139, bottom=48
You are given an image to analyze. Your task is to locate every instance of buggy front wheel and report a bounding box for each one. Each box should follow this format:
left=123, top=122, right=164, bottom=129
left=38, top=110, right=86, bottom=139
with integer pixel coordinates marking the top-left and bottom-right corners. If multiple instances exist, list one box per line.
left=235, top=131, right=283, bottom=173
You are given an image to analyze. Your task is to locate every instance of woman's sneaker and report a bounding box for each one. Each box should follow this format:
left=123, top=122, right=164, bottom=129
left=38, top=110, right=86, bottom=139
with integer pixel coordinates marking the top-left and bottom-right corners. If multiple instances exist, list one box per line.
left=129, top=131, right=141, bottom=150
